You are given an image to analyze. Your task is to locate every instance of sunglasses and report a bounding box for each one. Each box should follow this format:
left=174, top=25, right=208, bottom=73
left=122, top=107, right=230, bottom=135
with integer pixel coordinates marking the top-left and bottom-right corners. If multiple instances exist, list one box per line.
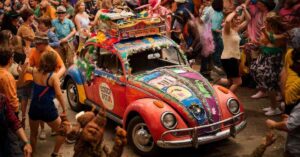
left=57, top=12, right=66, bottom=14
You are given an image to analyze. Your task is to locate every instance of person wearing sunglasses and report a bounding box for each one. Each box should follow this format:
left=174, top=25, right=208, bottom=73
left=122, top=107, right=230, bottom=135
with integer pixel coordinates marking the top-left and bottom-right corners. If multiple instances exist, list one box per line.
left=51, top=5, right=76, bottom=67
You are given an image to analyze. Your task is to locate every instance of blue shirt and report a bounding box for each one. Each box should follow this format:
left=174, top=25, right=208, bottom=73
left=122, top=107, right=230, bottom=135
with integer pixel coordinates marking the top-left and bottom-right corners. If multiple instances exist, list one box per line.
left=47, top=30, right=60, bottom=48
left=51, top=18, right=75, bottom=40
left=211, top=11, right=224, bottom=31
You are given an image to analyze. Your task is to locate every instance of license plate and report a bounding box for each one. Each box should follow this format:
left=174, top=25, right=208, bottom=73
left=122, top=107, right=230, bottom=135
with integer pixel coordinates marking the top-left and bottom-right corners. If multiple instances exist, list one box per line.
left=129, top=28, right=159, bottom=37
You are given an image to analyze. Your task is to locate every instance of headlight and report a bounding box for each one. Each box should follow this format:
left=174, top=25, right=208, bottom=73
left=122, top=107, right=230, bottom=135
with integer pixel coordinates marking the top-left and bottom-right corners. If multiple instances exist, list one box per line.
left=227, top=98, right=240, bottom=115
left=161, top=112, right=177, bottom=130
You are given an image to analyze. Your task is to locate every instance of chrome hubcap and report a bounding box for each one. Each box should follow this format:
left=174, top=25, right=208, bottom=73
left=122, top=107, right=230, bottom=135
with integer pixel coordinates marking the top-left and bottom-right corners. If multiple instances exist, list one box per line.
left=68, top=83, right=77, bottom=107
left=132, top=123, right=154, bottom=152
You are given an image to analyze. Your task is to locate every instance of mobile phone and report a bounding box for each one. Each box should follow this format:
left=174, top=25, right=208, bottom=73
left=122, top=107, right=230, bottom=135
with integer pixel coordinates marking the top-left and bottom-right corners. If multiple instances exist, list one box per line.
left=13, top=52, right=26, bottom=65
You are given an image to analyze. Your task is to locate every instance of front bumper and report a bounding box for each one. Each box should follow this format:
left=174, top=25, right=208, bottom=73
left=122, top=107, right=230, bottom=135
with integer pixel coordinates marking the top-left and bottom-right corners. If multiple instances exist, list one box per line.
left=157, top=113, right=247, bottom=149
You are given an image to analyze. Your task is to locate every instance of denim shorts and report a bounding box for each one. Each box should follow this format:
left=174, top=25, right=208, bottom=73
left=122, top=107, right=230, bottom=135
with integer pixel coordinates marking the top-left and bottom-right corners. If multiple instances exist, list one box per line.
left=17, top=82, right=33, bottom=100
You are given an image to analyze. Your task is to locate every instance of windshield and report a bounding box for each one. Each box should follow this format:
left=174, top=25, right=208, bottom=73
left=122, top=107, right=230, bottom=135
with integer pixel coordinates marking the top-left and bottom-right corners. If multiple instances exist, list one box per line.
left=128, top=46, right=187, bottom=74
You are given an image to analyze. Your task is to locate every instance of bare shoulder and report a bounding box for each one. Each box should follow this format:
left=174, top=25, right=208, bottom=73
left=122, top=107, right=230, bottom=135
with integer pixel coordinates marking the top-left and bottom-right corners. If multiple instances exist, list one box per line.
left=48, top=72, right=59, bottom=85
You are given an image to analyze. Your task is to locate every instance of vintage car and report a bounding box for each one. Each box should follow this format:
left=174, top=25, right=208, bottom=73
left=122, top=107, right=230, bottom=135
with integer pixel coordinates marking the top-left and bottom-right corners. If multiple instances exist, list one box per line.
left=62, top=14, right=247, bottom=156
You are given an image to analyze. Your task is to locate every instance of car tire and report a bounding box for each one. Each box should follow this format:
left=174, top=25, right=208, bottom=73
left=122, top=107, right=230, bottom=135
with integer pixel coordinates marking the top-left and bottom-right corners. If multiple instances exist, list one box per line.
left=66, top=79, right=82, bottom=112
left=127, top=116, right=160, bottom=157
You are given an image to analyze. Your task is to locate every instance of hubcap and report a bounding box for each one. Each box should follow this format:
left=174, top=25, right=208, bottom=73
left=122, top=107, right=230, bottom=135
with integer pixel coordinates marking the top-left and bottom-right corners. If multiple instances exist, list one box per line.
left=67, top=83, right=78, bottom=108
left=132, top=123, right=154, bottom=152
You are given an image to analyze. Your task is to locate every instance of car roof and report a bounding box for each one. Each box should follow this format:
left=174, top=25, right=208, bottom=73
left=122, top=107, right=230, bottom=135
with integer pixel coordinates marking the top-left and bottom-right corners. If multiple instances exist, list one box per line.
left=84, top=34, right=178, bottom=60
left=114, top=35, right=178, bottom=59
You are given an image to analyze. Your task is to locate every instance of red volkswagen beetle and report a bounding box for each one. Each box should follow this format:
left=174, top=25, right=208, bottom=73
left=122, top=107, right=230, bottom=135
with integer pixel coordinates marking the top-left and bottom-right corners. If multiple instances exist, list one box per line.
left=63, top=16, right=246, bottom=156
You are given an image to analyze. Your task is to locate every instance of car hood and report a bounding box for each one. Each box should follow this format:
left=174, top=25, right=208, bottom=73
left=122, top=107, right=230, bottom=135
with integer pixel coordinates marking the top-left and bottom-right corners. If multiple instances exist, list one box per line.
left=129, top=66, right=221, bottom=127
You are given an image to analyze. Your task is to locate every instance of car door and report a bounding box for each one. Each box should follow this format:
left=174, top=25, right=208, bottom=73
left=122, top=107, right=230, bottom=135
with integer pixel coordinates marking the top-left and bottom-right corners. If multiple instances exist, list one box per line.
left=92, top=49, right=127, bottom=118
left=77, top=44, right=98, bottom=102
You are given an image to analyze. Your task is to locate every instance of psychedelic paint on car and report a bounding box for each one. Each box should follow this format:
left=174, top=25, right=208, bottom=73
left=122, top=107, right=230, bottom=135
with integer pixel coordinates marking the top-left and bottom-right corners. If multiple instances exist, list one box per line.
left=63, top=15, right=246, bottom=156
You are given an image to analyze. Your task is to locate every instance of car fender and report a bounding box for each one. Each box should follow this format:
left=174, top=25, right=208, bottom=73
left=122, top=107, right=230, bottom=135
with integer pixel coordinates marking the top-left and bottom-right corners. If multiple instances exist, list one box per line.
left=213, top=85, right=245, bottom=121
left=63, top=65, right=87, bottom=104
left=123, top=98, right=188, bottom=142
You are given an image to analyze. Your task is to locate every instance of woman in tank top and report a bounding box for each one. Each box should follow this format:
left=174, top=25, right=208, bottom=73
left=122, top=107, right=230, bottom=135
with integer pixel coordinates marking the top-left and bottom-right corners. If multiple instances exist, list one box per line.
left=217, top=4, right=250, bottom=93
left=74, top=1, right=91, bottom=52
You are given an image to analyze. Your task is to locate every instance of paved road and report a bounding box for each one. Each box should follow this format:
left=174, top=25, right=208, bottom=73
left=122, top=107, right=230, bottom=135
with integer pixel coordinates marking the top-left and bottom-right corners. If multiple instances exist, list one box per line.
left=28, top=87, right=286, bottom=157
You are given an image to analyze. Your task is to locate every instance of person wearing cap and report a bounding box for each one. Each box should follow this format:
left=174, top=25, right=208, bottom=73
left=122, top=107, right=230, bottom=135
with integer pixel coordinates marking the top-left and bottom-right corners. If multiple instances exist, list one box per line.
left=26, top=33, right=65, bottom=141
left=29, top=33, right=66, bottom=79
left=40, top=0, right=57, bottom=20
left=52, top=5, right=76, bottom=67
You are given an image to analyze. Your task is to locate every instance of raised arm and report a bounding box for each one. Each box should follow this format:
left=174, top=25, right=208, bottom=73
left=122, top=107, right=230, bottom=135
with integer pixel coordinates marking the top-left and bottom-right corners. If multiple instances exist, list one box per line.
left=237, top=4, right=251, bottom=32
left=224, top=11, right=236, bottom=34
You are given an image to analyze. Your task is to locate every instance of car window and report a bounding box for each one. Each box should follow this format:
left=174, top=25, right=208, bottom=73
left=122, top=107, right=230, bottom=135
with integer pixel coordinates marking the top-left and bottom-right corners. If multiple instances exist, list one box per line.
left=128, top=46, right=187, bottom=74
left=97, top=50, right=123, bottom=76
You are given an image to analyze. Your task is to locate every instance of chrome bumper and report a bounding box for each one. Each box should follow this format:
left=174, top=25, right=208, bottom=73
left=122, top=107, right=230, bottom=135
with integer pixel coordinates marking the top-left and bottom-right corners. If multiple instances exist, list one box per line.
left=157, top=113, right=247, bottom=149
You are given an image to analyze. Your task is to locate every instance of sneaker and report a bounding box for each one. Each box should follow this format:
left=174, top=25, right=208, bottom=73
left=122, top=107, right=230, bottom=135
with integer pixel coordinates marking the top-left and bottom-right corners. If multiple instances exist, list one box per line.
left=265, top=108, right=282, bottom=116
left=39, top=130, right=46, bottom=140
left=251, top=91, right=267, bottom=99
left=262, top=107, right=272, bottom=112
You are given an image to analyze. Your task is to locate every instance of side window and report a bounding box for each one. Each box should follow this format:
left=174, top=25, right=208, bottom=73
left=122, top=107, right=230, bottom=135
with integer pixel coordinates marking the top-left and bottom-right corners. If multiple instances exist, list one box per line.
left=97, top=50, right=123, bottom=76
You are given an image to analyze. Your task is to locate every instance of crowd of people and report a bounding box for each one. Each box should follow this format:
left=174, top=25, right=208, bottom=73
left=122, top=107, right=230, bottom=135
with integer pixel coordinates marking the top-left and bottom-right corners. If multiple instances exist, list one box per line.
left=0, top=0, right=300, bottom=156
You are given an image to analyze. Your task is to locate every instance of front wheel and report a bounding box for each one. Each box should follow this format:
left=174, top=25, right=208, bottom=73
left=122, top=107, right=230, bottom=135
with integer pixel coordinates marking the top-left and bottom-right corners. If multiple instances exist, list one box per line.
left=127, top=116, right=160, bottom=156
left=66, top=79, right=82, bottom=112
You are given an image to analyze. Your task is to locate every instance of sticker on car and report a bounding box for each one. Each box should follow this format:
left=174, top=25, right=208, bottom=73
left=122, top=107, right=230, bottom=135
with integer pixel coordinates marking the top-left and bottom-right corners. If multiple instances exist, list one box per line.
left=99, top=83, right=114, bottom=110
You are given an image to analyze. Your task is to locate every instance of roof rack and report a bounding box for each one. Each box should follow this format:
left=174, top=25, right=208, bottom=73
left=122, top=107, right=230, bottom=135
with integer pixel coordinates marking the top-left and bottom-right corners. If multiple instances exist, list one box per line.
left=99, top=11, right=166, bottom=40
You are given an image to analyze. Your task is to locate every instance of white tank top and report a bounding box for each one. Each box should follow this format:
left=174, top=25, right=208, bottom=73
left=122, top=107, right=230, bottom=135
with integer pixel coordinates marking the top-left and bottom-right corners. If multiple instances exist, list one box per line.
left=221, top=29, right=241, bottom=59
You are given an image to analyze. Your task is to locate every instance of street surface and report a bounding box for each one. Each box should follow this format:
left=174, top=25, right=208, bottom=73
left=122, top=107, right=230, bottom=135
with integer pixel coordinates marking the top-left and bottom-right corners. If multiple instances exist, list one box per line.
left=26, top=87, right=286, bottom=157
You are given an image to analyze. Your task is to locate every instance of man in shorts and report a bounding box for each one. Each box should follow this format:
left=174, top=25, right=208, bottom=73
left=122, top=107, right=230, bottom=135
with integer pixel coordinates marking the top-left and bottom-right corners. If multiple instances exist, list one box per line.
left=51, top=5, right=76, bottom=68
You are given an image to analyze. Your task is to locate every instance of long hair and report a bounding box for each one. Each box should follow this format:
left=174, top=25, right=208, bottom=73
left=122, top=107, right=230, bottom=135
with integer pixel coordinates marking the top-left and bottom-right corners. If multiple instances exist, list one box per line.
left=74, top=1, right=84, bottom=15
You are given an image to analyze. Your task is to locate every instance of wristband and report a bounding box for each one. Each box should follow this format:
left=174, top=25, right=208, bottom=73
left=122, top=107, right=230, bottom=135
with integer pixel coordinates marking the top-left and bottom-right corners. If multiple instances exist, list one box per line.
left=24, top=141, right=30, bottom=144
